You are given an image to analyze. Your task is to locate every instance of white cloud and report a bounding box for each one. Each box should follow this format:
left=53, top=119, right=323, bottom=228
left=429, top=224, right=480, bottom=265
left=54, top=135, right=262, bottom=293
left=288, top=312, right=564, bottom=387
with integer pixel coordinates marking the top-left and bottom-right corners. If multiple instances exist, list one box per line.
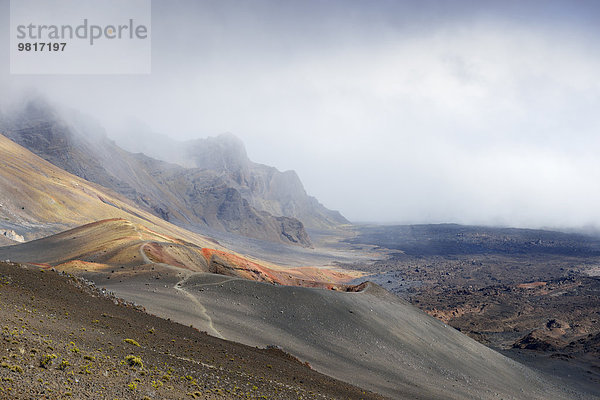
left=2, top=0, right=600, bottom=229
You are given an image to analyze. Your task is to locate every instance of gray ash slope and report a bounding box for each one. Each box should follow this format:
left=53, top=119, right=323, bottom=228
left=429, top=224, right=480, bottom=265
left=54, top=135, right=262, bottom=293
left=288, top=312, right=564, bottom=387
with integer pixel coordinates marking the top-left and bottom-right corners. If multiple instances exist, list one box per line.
left=104, top=271, right=588, bottom=400
left=0, top=98, right=351, bottom=247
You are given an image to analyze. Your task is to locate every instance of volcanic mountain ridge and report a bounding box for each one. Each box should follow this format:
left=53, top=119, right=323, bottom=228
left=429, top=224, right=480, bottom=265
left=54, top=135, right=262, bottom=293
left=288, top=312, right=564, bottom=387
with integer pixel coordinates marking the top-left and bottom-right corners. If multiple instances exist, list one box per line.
left=0, top=98, right=347, bottom=247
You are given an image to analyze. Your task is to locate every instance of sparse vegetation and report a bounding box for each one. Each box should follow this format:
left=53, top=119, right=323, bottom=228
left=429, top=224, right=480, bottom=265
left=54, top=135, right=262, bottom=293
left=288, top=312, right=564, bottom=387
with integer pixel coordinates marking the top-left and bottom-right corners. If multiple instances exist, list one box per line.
left=79, top=364, right=92, bottom=375
left=1, top=362, right=23, bottom=373
left=39, top=353, right=57, bottom=368
left=151, top=379, right=163, bottom=389
left=123, top=338, right=140, bottom=347
left=124, top=355, right=143, bottom=369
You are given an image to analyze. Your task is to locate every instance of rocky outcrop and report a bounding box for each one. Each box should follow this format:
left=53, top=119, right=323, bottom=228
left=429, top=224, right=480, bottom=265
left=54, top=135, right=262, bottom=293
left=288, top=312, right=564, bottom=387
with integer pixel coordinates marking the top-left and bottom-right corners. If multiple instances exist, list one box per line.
left=513, top=320, right=570, bottom=351
left=182, top=134, right=349, bottom=230
left=276, top=215, right=312, bottom=246
left=513, top=330, right=565, bottom=351
left=111, top=126, right=349, bottom=231
left=1, top=230, right=24, bottom=243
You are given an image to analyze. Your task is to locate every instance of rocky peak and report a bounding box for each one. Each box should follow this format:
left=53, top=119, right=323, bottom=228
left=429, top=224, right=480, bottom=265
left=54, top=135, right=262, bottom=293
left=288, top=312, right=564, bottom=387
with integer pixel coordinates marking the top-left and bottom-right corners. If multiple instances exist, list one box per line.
left=187, top=133, right=250, bottom=173
left=182, top=135, right=348, bottom=230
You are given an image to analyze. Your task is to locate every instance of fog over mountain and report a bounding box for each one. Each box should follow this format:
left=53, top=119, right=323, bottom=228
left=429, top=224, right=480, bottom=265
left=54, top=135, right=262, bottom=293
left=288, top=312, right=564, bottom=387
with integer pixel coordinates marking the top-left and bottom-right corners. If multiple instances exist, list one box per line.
left=1, top=0, right=600, bottom=230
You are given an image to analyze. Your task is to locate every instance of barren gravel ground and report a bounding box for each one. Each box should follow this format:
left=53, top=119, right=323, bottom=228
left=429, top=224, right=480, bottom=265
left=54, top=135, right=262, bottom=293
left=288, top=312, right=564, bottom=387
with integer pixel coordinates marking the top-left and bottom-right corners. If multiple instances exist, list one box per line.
left=0, top=262, right=386, bottom=399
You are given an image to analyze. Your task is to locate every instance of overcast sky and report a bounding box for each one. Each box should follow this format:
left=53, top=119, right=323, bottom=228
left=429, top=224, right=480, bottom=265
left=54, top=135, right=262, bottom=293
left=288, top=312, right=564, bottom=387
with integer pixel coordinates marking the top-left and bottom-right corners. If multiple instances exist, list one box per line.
left=1, top=0, right=600, bottom=229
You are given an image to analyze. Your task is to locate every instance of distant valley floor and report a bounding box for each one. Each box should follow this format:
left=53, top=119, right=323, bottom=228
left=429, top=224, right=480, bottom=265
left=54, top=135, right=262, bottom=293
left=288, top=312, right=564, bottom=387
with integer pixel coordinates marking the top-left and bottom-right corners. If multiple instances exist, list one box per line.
left=342, top=224, right=600, bottom=396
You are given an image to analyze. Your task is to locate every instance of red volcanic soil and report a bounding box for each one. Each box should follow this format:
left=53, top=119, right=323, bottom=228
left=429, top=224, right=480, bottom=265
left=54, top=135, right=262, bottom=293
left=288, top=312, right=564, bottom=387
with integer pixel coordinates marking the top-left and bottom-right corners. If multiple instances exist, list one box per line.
left=200, top=248, right=362, bottom=290
left=27, top=262, right=53, bottom=269
left=201, top=248, right=280, bottom=283
left=517, top=281, right=547, bottom=289
left=142, top=242, right=196, bottom=270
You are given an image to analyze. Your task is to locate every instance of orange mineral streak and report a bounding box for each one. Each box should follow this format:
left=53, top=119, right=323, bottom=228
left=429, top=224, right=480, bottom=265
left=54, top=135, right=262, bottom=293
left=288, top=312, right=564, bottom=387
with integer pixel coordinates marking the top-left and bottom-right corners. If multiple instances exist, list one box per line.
left=200, top=248, right=359, bottom=290
left=141, top=242, right=194, bottom=271
left=28, top=262, right=53, bottom=269
left=137, top=225, right=185, bottom=245
left=200, top=248, right=278, bottom=282
left=517, top=281, right=548, bottom=289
